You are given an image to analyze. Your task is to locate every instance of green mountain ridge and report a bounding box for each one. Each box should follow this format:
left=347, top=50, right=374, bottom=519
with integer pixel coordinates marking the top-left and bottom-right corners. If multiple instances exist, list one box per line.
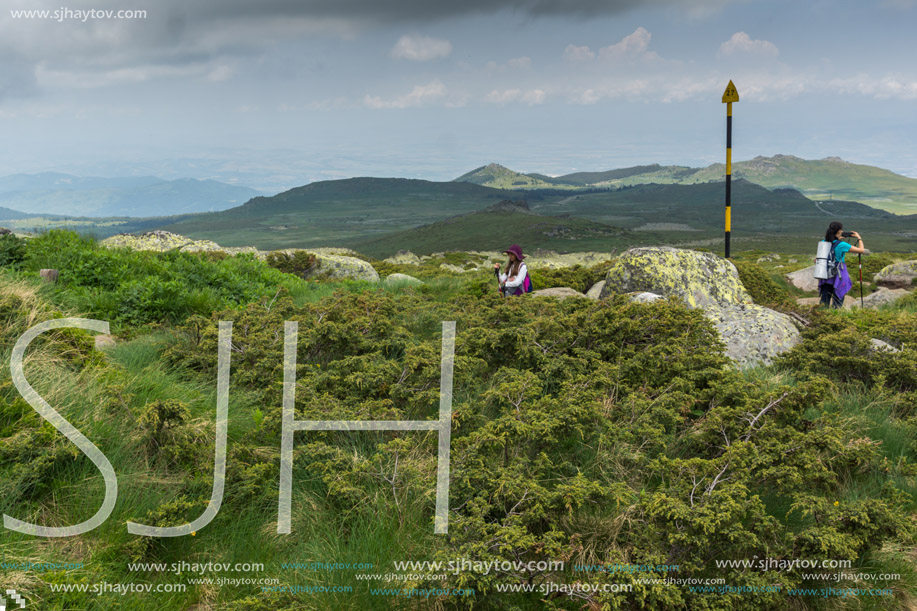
left=455, top=155, right=917, bottom=214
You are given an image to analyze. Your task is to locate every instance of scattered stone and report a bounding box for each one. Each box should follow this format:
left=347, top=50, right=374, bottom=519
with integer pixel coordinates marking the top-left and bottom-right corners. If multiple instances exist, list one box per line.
left=530, top=287, right=588, bottom=299
left=870, top=338, right=900, bottom=353
left=100, top=231, right=222, bottom=252
left=39, top=269, right=59, bottom=283
left=757, top=254, right=782, bottom=263
left=0, top=227, right=11, bottom=235
left=789, top=258, right=798, bottom=263
left=874, top=260, right=917, bottom=288
left=599, top=247, right=751, bottom=308
left=439, top=263, right=466, bottom=274
left=629, top=292, right=664, bottom=303
left=585, top=281, right=606, bottom=300
left=785, top=265, right=819, bottom=292
left=384, top=273, right=422, bottom=286
left=383, top=250, right=422, bottom=266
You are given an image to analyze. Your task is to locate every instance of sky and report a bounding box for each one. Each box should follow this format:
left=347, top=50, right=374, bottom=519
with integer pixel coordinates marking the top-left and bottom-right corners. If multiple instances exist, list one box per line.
left=1, top=0, right=916, bottom=192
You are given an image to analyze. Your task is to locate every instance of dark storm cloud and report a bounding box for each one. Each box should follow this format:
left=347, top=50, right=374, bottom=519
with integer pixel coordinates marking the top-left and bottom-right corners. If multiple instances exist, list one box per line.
left=171, top=0, right=720, bottom=24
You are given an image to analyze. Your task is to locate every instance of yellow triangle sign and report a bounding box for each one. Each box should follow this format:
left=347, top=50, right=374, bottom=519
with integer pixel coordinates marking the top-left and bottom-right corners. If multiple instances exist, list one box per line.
left=722, top=80, right=739, bottom=103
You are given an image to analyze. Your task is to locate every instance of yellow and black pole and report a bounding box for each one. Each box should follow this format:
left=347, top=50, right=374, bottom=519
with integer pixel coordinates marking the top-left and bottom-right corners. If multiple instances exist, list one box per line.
left=722, top=80, right=739, bottom=258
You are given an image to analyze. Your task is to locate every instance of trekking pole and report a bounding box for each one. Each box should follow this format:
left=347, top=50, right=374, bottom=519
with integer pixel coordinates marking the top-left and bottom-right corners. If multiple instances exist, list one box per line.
left=858, top=253, right=864, bottom=308
left=494, top=267, right=503, bottom=298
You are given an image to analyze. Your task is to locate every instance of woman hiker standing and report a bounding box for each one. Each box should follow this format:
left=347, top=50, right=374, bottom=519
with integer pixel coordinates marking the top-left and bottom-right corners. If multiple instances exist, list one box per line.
left=493, top=244, right=529, bottom=297
left=819, top=221, right=865, bottom=309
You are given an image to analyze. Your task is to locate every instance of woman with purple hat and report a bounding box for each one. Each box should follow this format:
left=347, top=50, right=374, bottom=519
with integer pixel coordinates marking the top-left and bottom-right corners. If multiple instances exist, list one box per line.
left=493, top=244, right=531, bottom=297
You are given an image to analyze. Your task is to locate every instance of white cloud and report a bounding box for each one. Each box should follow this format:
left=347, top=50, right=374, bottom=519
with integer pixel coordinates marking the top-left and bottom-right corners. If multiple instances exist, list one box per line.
left=717, top=32, right=779, bottom=58
left=485, top=88, right=521, bottom=104
left=484, top=88, right=546, bottom=105
left=363, top=79, right=447, bottom=108
left=563, top=44, right=595, bottom=63
left=597, top=27, right=659, bottom=62
left=390, top=35, right=452, bottom=61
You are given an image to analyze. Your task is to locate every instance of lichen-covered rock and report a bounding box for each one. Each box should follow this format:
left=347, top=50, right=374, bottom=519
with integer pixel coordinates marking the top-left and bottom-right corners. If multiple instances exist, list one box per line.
left=785, top=265, right=819, bottom=292
left=384, top=273, right=422, bottom=285
left=585, top=281, right=606, bottom=300
left=702, top=304, right=801, bottom=367
left=599, top=247, right=751, bottom=308
left=100, top=231, right=222, bottom=252
left=384, top=250, right=422, bottom=266
left=530, top=287, right=587, bottom=299
left=874, top=261, right=917, bottom=288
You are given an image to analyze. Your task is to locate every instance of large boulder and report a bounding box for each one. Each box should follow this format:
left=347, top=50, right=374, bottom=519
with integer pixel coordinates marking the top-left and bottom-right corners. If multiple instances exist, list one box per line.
left=702, top=304, right=801, bottom=367
left=785, top=265, right=819, bottom=292
left=599, top=247, right=751, bottom=308
left=599, top=247, right=799, bottom=367
left=874, top=261, right=917, bottom=288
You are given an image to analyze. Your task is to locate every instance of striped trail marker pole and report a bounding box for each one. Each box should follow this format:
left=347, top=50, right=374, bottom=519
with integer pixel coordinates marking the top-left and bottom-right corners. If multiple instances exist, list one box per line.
left=722, top=80, right=739, bottom=259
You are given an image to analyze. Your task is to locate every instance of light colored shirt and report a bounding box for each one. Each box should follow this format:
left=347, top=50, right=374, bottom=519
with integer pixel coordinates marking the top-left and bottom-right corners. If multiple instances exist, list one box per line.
left=499, top=262, right=528, bottom=293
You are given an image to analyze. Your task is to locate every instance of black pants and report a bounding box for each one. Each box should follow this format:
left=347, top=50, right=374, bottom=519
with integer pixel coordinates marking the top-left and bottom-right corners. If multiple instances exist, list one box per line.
left=819, top=283, right=844, bottom=309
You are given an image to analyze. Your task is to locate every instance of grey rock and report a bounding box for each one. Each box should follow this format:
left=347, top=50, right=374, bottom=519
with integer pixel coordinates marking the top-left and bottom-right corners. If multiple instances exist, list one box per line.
left=585, top=281, right=606, bottom=300
left=530, top=287, right=588, bottom=299
left=875, top=261, right=917, bottom=288
left=39, top=269, right=58, bottom=283
left=702, top=303, right=801, bottom=368
left=785, top=265, right=819, bottom=292
left=870, top=338, right=900, bottom=353
left=861, top=287, right=910, bottom=308
left=629, top=291, right=664, bottom=303
left=383, top=250, right=422, bottom=266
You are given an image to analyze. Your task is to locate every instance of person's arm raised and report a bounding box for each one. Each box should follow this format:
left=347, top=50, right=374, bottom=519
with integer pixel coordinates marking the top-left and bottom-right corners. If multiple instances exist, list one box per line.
left=848, top=231, right=866, bottom=254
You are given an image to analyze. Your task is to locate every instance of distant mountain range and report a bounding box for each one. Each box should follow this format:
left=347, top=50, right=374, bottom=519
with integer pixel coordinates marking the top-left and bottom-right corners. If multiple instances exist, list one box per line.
left=0, top=172, right=260, bottom=218
left=454, top=155, right=917, bottom=215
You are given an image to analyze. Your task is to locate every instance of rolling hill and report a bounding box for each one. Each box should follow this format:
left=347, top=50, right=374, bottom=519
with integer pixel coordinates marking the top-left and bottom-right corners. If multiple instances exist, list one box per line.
left=158, top=177, right=522, bottom=249
left=345, top=180, right=917, bottom=257
left=455, top=155, right=917, bottom=214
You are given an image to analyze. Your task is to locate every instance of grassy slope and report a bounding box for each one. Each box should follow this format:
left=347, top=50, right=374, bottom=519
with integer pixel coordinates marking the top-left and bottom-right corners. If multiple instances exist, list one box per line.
left=347, top=209, right=634, bottom=258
